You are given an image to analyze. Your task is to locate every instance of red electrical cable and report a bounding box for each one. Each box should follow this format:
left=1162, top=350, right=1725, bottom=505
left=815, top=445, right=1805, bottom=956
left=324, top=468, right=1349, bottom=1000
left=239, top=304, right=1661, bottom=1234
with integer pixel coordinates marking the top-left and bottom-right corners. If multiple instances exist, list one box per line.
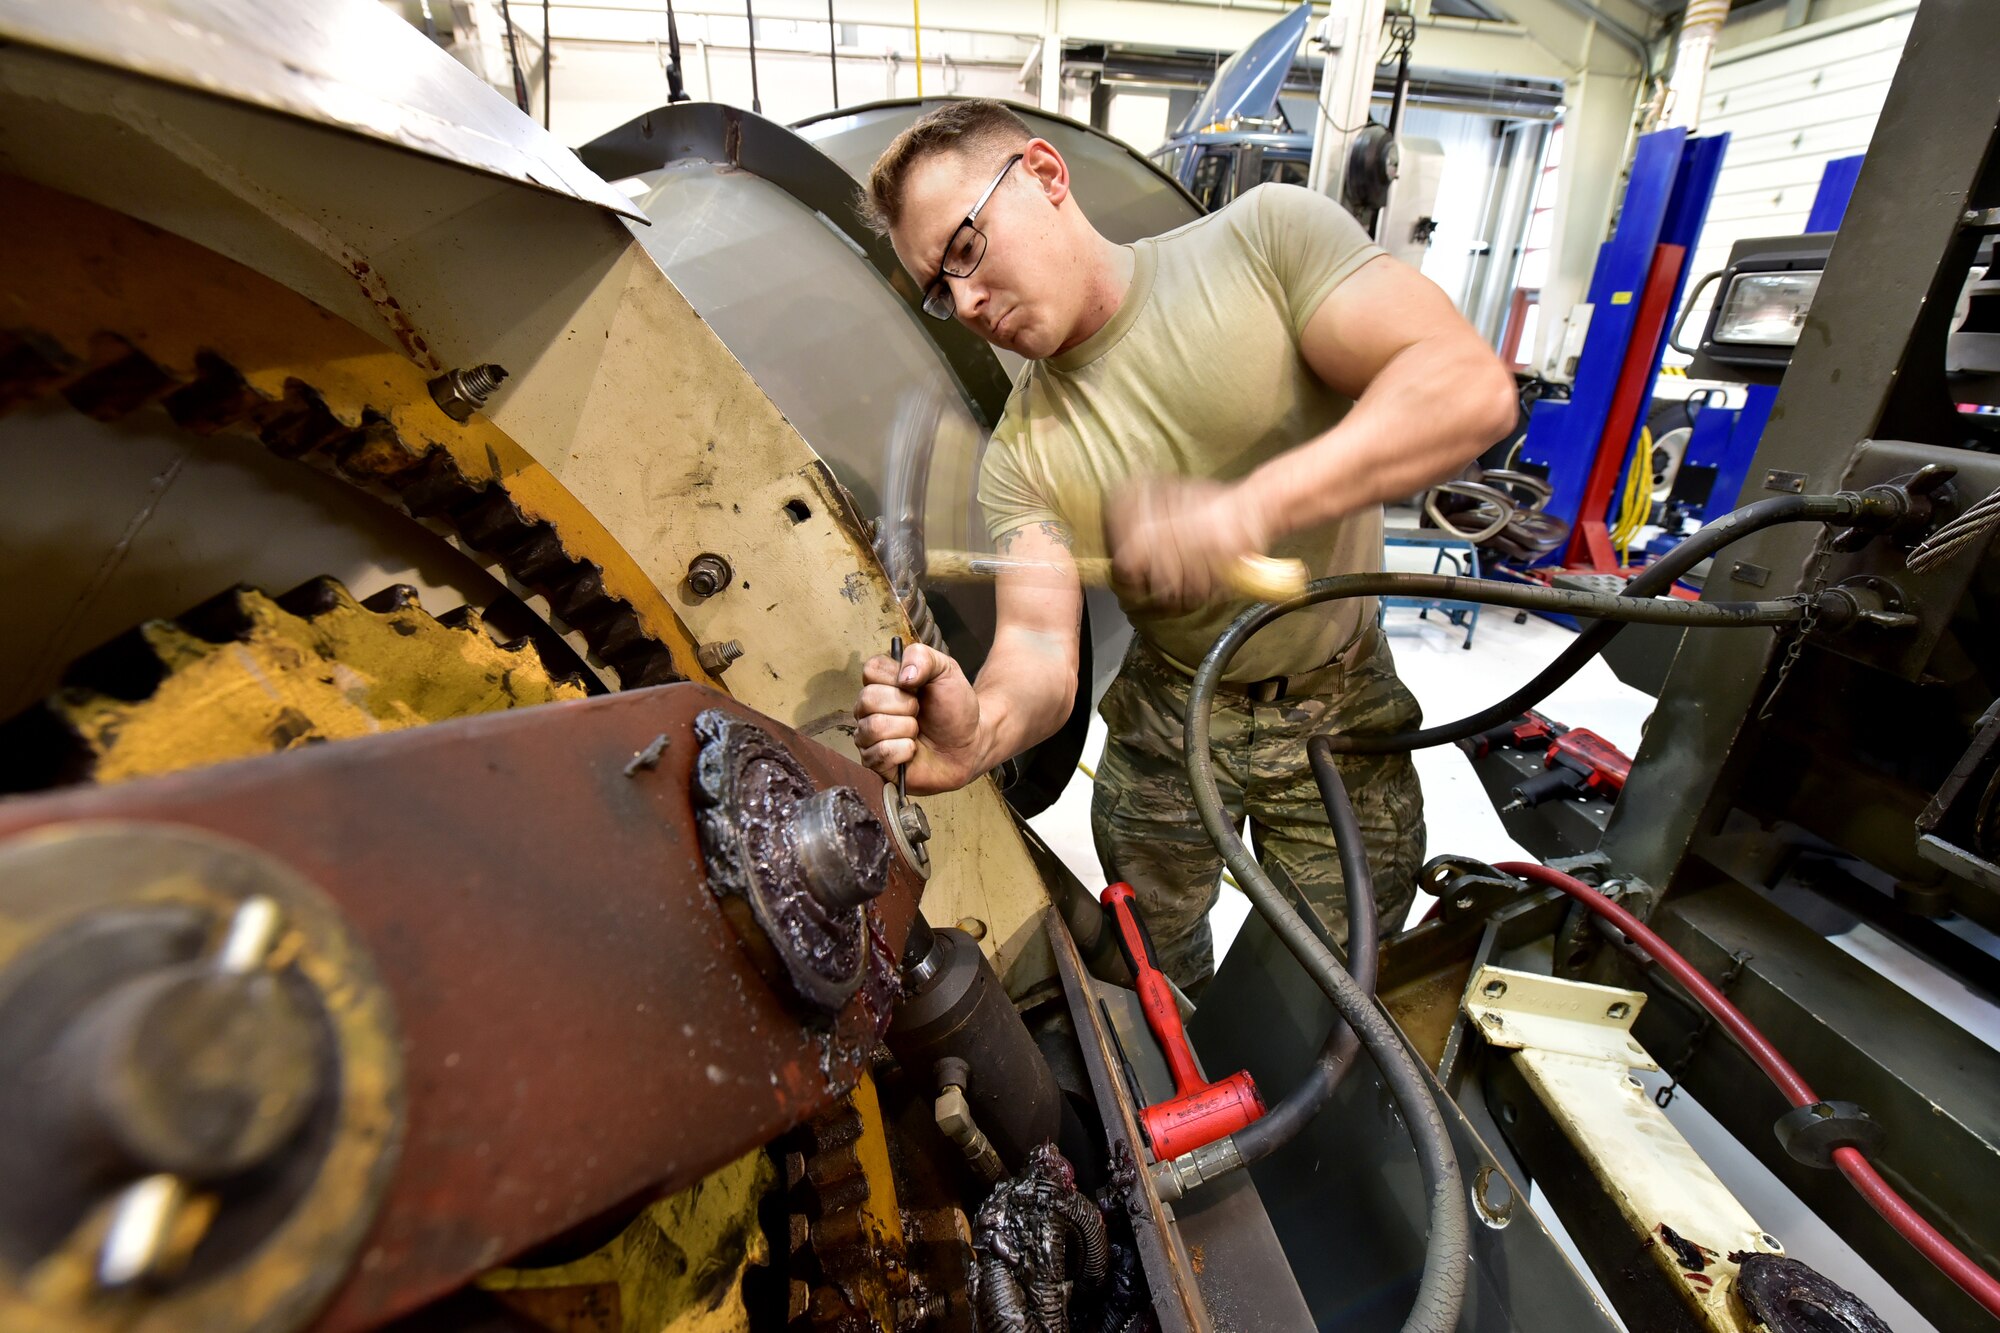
left=1497, top=860, right=2000, bottom=1321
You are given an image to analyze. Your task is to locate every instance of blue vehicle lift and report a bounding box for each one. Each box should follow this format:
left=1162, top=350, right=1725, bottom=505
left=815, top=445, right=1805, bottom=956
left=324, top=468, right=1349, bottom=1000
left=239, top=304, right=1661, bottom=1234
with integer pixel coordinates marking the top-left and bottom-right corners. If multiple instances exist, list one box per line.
left=1512, top=126, right=1730, bottom=572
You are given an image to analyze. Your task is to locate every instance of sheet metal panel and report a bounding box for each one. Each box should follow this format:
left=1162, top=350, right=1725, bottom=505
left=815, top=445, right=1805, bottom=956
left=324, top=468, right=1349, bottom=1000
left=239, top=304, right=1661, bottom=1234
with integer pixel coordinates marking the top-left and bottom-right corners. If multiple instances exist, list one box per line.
left=0, top=0, right=640, bottom=221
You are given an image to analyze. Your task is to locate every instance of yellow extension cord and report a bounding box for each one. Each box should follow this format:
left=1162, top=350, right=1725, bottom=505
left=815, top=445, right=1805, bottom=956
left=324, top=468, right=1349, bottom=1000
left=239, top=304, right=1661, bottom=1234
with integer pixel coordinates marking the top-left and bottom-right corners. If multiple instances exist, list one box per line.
left=1611, top=426, right=1653, bottom=566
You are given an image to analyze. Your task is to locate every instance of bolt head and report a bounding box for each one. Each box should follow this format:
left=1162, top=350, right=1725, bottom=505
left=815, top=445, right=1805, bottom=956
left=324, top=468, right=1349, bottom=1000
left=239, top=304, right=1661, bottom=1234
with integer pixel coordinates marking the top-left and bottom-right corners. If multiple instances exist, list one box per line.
left=685, top=553, right=733, bottom=600
left=789, top=787, right=890, bottom=911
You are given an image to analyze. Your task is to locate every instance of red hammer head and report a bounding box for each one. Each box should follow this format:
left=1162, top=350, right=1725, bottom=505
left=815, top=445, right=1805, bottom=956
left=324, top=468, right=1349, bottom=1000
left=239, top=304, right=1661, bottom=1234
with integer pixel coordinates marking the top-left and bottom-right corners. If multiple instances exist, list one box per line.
left=1141, top=1070, right=1266, bottom=1159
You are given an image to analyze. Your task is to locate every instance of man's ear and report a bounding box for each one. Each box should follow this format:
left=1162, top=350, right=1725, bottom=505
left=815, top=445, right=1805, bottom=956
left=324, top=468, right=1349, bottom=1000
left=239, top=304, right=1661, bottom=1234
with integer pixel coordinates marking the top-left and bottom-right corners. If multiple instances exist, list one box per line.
left=1021, top=138, right=1071, bottom=208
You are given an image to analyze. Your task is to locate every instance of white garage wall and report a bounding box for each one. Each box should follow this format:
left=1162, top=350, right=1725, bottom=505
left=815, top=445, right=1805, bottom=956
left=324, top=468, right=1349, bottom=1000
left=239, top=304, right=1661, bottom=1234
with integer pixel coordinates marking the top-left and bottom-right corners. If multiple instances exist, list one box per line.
left=1672, top=2, right=1916, bottom=355
left=1102, top=91, right=1173, bottom=159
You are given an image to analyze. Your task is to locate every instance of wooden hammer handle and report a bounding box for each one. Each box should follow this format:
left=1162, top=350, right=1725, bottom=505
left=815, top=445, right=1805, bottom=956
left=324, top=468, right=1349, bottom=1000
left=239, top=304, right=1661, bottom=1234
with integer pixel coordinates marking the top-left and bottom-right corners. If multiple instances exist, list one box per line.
left=924, top=549, right=1308, bottom=601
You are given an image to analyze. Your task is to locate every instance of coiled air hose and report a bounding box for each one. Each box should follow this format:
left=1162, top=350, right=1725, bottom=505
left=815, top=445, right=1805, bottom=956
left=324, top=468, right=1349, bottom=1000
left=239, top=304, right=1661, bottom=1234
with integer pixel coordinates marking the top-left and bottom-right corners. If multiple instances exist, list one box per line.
left=1184, top=574, right=1815, bottom=1333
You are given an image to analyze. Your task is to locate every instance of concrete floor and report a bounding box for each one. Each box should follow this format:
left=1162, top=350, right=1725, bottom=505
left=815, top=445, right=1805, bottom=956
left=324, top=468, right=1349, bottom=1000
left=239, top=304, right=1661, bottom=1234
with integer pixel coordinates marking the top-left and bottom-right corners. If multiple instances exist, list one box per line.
left=1025, top=563, right=1996, bottom=1332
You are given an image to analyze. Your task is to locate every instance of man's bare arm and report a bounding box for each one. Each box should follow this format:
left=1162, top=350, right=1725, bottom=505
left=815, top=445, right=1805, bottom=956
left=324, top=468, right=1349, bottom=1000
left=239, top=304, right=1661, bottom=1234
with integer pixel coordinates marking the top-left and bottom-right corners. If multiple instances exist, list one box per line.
left=853, top=520, right=1081, bottom=792
left=1239, top=255, right=1518, bottom=538
left=975, top=520, right=1084, bottom=763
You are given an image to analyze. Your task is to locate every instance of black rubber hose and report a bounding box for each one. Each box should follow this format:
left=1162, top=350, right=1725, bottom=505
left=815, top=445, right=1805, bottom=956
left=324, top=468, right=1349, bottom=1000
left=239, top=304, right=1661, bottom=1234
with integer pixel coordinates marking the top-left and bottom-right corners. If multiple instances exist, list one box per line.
left=1185, top=572, right=1824, bottom=1329
left=1229, top=734, right=1377, bottom=1165
left=1182, top=572, right=1811, bottom=1333
left=1223, top=573, right=1805, bottom=629
left=1324, top=493, right=1851, bottom=756
left=1188, top=589, right=1468, bottom=1333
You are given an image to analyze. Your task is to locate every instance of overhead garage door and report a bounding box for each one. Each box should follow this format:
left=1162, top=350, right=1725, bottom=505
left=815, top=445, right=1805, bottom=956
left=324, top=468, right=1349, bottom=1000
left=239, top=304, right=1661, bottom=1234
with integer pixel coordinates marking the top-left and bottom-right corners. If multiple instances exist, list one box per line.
left=1673, top=4, right=1916, bottom=353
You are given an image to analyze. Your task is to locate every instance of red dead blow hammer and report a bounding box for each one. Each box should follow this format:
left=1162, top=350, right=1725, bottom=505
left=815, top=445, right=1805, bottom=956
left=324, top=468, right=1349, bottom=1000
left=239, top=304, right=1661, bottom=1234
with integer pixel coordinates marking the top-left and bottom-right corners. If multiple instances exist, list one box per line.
left=1099, top=882, right=1265, bottom=1159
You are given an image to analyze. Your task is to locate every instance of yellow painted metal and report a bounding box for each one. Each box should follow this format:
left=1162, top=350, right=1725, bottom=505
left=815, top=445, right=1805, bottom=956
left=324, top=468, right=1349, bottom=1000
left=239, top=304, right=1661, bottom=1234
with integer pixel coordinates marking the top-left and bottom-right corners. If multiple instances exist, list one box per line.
left=480, top=1150, right=776, bottom=1333
left=0, top=176, right=718, bottom=694
left=1466, top=966, right=1780, bottom=1330
left=842, top=1071, right=910, bottom=1329
left=40, top=583, right=585, bottom=786
left=541, top=247, right=1058, bottom=993
left=0, top=48, right=1061, bottom=992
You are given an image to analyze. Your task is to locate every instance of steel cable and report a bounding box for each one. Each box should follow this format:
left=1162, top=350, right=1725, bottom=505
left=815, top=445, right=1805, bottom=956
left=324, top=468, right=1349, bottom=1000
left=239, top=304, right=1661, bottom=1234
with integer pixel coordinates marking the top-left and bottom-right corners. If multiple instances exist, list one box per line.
left=1907, top=486, right=2000, bottom=574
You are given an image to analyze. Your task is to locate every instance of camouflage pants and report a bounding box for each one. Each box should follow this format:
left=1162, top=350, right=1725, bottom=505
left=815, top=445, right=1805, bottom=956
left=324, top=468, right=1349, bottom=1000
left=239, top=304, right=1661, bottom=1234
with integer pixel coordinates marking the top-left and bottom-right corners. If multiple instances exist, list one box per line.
left=1090, top=628, right=1426, bottom=990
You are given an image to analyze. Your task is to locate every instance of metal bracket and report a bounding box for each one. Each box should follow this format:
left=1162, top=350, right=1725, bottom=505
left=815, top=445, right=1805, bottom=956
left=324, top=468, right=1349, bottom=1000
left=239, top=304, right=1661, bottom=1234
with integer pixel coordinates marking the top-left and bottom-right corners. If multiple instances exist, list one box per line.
left=1465, top=966, right=1783, bottom=1331
left=1464, top=967, right=1657, bottom=1068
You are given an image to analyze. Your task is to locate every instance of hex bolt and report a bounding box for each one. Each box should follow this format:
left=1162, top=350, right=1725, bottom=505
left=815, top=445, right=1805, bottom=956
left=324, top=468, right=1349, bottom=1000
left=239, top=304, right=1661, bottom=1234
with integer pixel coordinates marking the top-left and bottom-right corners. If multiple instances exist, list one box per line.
left=426, top=363, right=509, bottom=422
left=1481, top=978, right=1507, bottom=999
left=92, top=896, right=287, bottom=1290
left=1606, top=1001, right=1631, bottom=1020
left=697, top=639, right=744, bottom=675
left=684, top=553, right=734, bottom=601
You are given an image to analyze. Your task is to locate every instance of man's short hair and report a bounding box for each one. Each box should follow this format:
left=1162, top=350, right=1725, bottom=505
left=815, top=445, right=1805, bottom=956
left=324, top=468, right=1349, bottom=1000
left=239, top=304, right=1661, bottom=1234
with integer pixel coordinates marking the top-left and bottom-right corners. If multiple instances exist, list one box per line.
left=862, top=99, right=1032, bottom=236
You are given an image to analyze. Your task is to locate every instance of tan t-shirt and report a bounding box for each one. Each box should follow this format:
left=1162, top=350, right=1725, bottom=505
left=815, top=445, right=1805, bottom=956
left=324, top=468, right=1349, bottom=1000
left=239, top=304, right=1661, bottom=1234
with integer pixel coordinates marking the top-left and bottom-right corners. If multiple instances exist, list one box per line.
left=978, top=182, right=1387, bottom=683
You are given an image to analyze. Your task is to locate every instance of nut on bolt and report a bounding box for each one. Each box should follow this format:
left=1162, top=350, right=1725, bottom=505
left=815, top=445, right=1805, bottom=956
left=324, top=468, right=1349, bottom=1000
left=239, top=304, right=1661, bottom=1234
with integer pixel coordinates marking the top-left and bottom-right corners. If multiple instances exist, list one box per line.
left=697, top=639, right=744, bottom=675
left=426, top=363, right=509, bottom=422
left=685, top=552, right=734, bottom=601
left=897, top=799, right=931, bottom=848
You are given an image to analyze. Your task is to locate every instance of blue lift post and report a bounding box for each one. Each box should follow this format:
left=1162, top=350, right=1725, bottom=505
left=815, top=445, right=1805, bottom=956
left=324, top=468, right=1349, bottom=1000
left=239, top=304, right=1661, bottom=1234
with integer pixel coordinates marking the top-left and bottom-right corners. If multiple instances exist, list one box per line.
left=1515, top=128, right=1729, bottom=566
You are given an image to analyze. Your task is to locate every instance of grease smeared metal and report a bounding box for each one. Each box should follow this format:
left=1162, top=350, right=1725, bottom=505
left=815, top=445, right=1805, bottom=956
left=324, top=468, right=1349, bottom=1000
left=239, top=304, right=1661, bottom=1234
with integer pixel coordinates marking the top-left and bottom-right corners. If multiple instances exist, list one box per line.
left=1656, top=1223, right=1710, bottom=1272
left=692, top=709, right=894, bottom=1028
left=1734, top=1253, right=1892, bottom=1333
left=973, top=1145, right=1112, bottom=1333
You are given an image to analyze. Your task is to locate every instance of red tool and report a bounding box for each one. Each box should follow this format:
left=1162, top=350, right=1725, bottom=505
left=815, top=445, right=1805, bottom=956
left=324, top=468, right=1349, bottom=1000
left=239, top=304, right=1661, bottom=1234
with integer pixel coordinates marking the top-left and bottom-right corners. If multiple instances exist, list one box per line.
left=1464, top=710, right=1558, bottom=759
left=1503, top=727, right=1632, bottom=810
left=1100, top=883, right=1264, bottom=1159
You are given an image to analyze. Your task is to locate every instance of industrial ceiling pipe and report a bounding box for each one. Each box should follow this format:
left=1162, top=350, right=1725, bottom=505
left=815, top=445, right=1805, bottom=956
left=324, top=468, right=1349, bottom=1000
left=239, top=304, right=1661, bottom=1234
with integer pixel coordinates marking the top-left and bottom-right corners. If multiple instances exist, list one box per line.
left=1664, top=0, right=1731, bottom=129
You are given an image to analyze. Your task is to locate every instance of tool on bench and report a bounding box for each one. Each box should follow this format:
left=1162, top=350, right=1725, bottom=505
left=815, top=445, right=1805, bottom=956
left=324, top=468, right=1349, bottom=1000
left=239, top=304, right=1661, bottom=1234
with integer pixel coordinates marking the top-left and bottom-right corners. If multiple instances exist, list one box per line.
left=925, top=549, right=1309, bottom=603
left=1503, top=726, right=1632, bottom=811
left=1100, top=882, right=1265, bottom=1159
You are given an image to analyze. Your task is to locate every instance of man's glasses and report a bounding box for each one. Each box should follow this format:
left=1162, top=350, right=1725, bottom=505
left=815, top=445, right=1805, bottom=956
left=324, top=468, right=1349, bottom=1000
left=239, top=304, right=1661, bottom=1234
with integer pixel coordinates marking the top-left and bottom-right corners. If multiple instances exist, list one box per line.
left=921, top=153, right=1024, bottom=321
